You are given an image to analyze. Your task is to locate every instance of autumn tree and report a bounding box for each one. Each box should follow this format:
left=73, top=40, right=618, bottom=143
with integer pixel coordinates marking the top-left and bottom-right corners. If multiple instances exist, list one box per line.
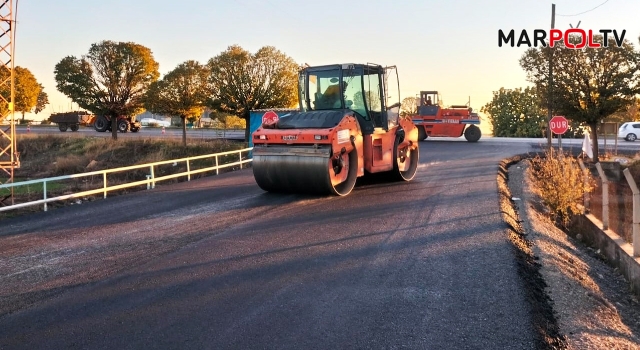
left=207, top=45, right=299, bottom=142
left=54, top=40, right=160, bottom=140
left=14, top=67, right=42, bottom=122
left=400, top=96, right=417, bottom=116
left=209, top=110, right=245, bottom=130
left=0, top=66, right=43, bottom=122
left=520, top=35, right=640, bottom=161
left=144, top=60, right=210, bottom=146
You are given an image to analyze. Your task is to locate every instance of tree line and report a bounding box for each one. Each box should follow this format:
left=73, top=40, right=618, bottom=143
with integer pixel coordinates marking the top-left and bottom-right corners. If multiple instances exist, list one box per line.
left=0, top=40, right=299, bottom=146
left=482, top=34, right=640, bottom=161
left=53, top=41, right=299, bottom=144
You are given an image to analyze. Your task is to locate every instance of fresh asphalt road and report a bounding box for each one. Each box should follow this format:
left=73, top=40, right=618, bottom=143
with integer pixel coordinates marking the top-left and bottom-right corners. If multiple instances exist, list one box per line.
left=0, top=138, right=543, bottom=349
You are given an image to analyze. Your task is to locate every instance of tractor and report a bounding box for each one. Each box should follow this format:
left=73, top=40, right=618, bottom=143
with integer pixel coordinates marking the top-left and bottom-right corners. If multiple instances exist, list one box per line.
left=412, top=91, right=481, bottom=142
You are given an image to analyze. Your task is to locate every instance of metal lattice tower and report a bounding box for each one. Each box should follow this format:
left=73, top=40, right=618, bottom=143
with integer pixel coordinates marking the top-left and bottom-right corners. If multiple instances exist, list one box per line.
left=0, top=0, right=17, bottom=205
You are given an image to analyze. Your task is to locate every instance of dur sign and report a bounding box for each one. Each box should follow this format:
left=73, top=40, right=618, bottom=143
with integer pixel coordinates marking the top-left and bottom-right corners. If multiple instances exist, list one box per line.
left=498, top=29, right=626, bottom=48
left=550, top=116, right=569, bottom=135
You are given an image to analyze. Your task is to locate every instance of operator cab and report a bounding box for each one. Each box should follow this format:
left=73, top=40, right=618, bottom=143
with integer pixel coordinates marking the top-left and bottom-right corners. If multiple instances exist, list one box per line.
left=418, top=91, right=441, bottom=116
left=298, top=63, right=400, bottom=135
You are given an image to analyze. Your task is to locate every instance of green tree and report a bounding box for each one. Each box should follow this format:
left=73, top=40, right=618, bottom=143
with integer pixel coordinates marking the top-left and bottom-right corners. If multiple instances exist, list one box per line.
left=481, top=87, right=547, bottom=137
left=54, top=40, right=160, bottom=140
left=608, top=97, right=639, bottom=123
left=207, top=45, right=299, bottom=142
left=520, top=35, right=640, bottom=161
left=144, top=60, right=210, bottom=146
left=400, top=96, right=417, bottom=116
left=34, top=84, right=49, bottom=115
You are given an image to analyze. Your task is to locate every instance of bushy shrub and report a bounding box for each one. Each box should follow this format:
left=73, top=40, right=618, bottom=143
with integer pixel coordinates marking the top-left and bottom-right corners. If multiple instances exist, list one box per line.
left=528, top=150, right=595, bottom=227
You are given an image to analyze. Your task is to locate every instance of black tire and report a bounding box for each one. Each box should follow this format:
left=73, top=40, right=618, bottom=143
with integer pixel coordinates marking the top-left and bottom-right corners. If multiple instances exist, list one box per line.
left=70, top=124, right=79, bottom=132
left=627, top=133, right=637, bottom=142
left=391, top=134, right=419, bottom=182
left=117, top=120, right=129, bottom=133
left=417, top=125, right=427, bottom=141
left=58, top=123, right=68, bottom=132
left=94, top=116, right=109, bottom=132
left=130, top=126, right=140, bottom=133
left=464, top=125, right=481, bottom=142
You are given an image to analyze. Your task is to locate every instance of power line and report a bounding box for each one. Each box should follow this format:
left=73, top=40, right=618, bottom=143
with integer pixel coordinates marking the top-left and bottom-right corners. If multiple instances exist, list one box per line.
left=556, top=0, right=609, bottom=17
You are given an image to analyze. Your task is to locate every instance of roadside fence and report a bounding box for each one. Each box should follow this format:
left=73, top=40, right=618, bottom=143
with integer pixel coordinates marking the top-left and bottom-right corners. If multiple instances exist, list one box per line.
left=0, top=147, right=253, bottom=213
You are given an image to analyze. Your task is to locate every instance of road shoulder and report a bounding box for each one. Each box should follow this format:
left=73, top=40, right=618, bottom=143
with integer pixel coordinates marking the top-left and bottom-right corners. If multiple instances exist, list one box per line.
left=507, top=159, right=640, bottom=349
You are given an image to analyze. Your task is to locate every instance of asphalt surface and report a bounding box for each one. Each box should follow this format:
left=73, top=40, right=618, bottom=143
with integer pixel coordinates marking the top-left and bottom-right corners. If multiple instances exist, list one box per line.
left=1, top=138, right=543, bottom=349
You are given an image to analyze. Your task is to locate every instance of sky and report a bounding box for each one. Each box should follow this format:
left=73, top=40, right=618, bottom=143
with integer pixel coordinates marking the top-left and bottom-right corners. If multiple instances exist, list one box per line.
left=12, top=0, right=640, bottom=133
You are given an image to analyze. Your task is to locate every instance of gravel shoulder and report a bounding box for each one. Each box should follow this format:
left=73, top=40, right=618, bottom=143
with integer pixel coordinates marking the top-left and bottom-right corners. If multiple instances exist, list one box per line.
left=507, top=159, right=640, bottom=349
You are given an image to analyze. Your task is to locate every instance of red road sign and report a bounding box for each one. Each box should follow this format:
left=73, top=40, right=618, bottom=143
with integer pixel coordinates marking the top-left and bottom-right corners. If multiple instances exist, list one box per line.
left=550, top=116, right=569, bottom=135
left=262, top=111, right=279, bottom=126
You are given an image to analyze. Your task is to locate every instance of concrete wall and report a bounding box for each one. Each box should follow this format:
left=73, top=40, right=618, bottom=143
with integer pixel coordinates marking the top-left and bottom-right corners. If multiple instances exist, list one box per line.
left=572, top=214, right=640, bottom=296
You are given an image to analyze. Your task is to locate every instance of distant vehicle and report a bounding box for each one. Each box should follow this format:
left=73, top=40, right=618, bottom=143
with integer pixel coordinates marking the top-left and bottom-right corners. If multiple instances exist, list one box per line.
left=49, top=111, right=95, bottom=132
left=619, top=122, right=640, bottom=142
left=139, top=118, right=171, bottom=127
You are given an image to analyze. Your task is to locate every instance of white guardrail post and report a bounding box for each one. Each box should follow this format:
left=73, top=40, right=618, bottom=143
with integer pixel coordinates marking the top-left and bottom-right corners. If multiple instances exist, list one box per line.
left=103, top=173, right=108, bottom=199
left=595, top=162, right=609, bottom=231
left=578, top=159, right=590, bottom=212
left=187, top=159, right=191, bottom=181
left=43, top=181, right=48, bottom=212
left=623, top=168, right=640, bottom=257
left=150, top=165, right=156, bottom=189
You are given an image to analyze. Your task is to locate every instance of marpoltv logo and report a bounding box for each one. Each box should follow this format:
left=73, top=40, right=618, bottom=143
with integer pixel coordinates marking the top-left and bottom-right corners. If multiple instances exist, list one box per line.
left=499, top=29, right=627, bottom=48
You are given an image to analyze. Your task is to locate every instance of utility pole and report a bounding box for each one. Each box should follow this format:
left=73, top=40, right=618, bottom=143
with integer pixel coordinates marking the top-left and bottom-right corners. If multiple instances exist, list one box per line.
left=547, top=3, right=555, bottom=151
left=0, top=0, right=18, bottom=206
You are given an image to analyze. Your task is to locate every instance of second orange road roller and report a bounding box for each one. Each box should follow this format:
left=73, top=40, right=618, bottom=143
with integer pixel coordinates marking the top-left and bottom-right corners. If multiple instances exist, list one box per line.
left=251, top=63, right=420, bottom=196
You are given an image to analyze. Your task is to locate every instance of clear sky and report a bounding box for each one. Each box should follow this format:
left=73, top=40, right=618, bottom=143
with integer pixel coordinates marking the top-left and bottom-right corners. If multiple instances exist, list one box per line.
left=12, top=0, right=640, bottom=132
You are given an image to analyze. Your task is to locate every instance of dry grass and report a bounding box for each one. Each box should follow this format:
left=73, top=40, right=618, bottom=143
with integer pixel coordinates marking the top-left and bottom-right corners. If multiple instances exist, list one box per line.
left=528, top=150, right=596, bottom=228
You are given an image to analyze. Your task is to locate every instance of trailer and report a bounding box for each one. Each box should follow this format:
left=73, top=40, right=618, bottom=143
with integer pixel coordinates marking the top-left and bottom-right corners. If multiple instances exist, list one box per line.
left=49, top=111, right=96, bottom=132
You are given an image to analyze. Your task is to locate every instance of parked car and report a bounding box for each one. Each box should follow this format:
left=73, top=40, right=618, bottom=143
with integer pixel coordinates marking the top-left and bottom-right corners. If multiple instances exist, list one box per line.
left=619, top=122, right=640, bottom=142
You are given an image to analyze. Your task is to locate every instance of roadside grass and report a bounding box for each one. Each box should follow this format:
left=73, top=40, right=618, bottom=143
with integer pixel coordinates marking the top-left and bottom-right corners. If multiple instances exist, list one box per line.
left=1, top=135, right=248, bottom=218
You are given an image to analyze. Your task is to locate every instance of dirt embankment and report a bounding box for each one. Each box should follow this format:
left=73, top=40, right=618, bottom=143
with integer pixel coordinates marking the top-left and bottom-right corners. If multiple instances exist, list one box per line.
left=501, top=157, right=640, bottom=350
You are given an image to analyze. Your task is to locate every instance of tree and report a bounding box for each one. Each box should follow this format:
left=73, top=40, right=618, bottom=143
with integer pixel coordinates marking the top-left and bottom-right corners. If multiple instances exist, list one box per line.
left=207, top=45, right=299, bottom=142
left=54, top=40, right=160, bottom=140
left=209, top=110, right=245, bottom=130
left=0, top=66, right=43, bottom=122
left=354, top=90, right=381, bottom=112
left=144, top=60, right=210, bottom=146
left=400, top=96, right=417, bottom=116
left=608, top=97, right=639, bottom=123
left=14, top=67, right=41, bottom=122
left=520, top=34, right=640, bottom=161
left=34, top=84, right=49, bottom=115
left=481, top=87, right=548, bottom=137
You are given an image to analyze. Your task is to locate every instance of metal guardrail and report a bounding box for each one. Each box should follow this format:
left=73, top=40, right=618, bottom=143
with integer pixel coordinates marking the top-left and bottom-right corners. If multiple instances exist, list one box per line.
left=0, top=147, right=253, bottom=213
